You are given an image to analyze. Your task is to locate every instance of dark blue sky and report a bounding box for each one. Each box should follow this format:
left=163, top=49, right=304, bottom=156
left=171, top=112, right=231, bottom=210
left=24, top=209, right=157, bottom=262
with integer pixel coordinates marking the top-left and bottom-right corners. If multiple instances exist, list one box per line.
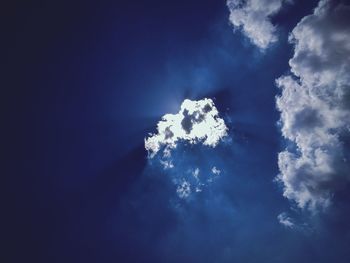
left=4, top=0, right=350, bottom=262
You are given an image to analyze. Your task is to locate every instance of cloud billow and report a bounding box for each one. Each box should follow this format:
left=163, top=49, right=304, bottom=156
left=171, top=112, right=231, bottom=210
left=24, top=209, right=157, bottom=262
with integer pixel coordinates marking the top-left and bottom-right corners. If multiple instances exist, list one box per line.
left=227, top=0, right=289, bottom=49
left=145, top=98, right=228, bottom=159
left=276, top=0, right=350, bottom=211
left=144, top=98, right=228, bottom=199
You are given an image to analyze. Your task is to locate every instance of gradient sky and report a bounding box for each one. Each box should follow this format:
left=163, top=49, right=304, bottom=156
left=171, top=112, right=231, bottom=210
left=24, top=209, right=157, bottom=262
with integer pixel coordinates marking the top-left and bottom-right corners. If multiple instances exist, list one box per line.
left=4, top=0, right=350, bottom=262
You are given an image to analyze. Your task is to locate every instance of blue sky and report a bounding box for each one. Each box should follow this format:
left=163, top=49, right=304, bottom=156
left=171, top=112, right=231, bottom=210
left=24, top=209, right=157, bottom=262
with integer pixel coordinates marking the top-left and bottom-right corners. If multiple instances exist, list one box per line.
left=4, top=0, right=350, bottom=262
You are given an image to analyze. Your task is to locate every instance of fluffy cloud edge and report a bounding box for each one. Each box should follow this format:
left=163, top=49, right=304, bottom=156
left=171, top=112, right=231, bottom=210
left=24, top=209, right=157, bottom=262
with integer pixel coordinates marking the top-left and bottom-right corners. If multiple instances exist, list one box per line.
left=227, top=0, right=289, bottom=49
left=275, top=0, right=350, bottom=211
left=145, top=98, right=228, bottom=158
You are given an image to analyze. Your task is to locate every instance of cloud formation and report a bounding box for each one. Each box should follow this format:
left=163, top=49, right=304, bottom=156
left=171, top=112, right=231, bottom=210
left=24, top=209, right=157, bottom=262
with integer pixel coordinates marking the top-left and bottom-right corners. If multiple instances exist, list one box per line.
left=145, top=98, right=228, bottom=199
left=176, top=180, right=192, bottom=199
left=211, top=166, right=221, bottom=175
left=277, top=212, right=295, bottom=228
left=227, top=0, right=288, bottom=49
left=276, top=0, right=350, bottom=211
left=145, top=98, right=228, bottom=158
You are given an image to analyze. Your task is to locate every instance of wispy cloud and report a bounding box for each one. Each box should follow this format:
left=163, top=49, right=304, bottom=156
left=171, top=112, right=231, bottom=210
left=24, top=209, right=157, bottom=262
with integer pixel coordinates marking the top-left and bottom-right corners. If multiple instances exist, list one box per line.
left=277, top=212, right=295, bottom=228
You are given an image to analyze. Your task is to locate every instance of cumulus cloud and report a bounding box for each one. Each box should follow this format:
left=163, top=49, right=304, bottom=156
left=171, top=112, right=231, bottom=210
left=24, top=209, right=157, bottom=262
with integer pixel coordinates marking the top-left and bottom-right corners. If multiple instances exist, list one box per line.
left=227, top=0, right=289, bottom=49
left=145, top=98, right=228, bottom=158
left=145, top=98, right=228, bottom=199
left=276, top=0, right=350, bottom=211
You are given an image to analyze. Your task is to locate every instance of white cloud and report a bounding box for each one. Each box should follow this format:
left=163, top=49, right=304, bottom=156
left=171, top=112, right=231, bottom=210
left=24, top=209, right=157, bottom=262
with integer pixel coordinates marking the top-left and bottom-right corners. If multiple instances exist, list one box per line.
left=176, top=180, right=191, bottom=199
left=276, top=0, right=350, bottom=211
left=160, top=160, right=174, bottom=170
left=195, top=187, right=202, bottom=193
left=211, top=166, right=221, bottom=175
left=227, top=0, right=289, bottom=49
left=145, top=98, right=228, bottom=158
left=277, top=212, right=295, bottom=228
left=192, top=168, right=200, bottom=180
left=145, top=99, right=228, bottom=199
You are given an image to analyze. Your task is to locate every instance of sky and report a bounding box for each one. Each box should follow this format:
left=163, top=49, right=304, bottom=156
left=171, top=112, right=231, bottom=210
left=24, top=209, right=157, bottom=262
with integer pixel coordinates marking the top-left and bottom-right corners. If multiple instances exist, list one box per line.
left=3, top=0, right=350, bottom=262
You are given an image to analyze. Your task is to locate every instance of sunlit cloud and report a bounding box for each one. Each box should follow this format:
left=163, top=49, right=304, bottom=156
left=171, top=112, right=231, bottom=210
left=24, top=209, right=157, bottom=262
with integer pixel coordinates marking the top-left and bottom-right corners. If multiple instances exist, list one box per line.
left=145, top=98, right=228, bottom=158
left=145, top=98, right=229, bottom=199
